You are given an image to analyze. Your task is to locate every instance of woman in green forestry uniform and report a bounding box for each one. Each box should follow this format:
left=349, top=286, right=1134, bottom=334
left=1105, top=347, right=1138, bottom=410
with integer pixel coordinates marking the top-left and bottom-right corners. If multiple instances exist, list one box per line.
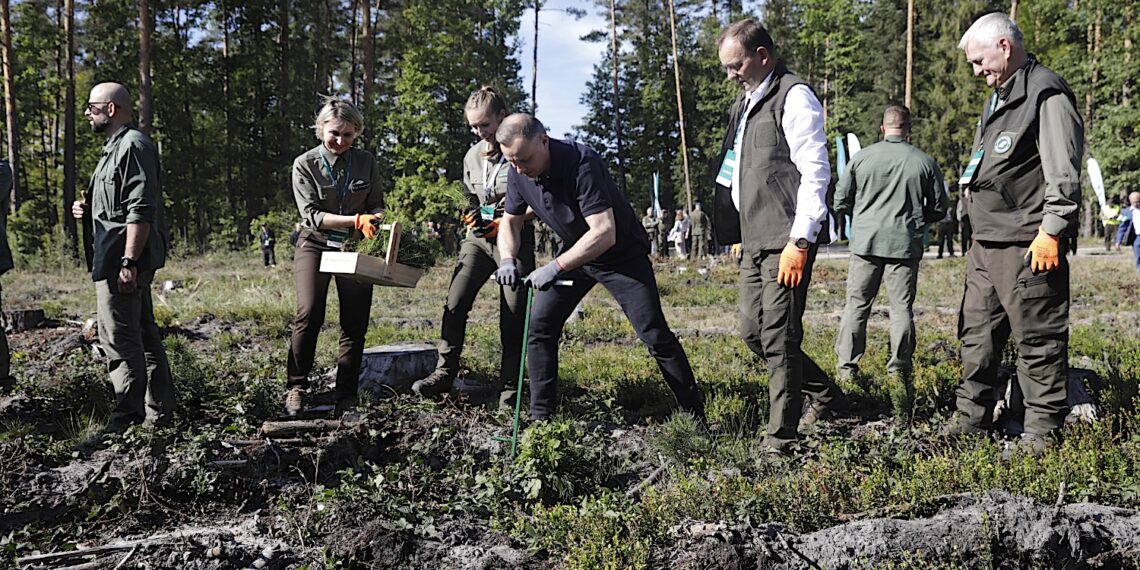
left=285, top=98, right=384, bottom=415
left=411, top=86, right=535, bottom=403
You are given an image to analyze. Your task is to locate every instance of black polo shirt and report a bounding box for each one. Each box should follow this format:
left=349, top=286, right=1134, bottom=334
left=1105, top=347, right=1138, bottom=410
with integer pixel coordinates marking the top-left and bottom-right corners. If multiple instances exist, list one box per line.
left=505, top=139, right=650, bottom=266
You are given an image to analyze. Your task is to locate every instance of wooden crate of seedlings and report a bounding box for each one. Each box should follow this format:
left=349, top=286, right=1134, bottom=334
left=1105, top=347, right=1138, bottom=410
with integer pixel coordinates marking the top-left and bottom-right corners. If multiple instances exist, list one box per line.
left=319, top=221, right=425, bottom=288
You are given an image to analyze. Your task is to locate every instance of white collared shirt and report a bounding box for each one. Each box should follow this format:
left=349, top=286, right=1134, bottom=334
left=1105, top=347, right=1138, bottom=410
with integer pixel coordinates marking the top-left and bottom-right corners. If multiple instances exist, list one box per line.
left=731, top=70, right=830, bottom=243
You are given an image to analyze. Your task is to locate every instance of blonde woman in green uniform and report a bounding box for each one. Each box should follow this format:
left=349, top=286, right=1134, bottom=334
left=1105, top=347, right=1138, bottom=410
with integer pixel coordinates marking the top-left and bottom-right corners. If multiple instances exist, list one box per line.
left=412, top=86, right=536, bottom=402
left=285, top=98, right=385, bottom=416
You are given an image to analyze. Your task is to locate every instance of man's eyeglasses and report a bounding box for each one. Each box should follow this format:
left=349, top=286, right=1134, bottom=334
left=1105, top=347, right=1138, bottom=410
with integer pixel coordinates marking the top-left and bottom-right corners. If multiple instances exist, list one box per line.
left=85, top=102, right=112, bottom=113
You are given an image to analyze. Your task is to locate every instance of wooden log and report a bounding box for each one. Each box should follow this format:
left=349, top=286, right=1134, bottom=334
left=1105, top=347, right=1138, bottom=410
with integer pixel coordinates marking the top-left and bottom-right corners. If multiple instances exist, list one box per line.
left=357, top=343, right=436, bottom=395
left=258, top=419, right=343, bottom=438
left=5, top=308, right=44, bottom=332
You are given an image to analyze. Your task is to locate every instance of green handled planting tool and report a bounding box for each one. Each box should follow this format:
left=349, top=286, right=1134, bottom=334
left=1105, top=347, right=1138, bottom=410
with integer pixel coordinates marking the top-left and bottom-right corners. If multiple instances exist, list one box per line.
left=495, top=278, right=574, bottom=459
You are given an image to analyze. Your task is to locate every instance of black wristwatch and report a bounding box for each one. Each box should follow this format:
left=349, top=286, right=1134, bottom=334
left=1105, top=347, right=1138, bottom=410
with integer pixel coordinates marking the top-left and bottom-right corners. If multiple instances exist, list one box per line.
left=790, top=238, right=810, bottom=249
left=120, top=256, right=138, bottom=269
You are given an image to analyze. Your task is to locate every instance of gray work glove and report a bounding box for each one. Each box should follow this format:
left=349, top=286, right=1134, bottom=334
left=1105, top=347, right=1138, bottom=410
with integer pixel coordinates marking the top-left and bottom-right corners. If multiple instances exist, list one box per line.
left=494, top=257, right=519, bottom=289
left=527, top=260, right=562, bottom=291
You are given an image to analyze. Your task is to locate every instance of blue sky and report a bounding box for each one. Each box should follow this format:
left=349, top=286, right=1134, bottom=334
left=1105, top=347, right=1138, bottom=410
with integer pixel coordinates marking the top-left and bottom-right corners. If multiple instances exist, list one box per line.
left=516, top=2, right=608, bottom=139
left=515, top=1, right=766, bottom=139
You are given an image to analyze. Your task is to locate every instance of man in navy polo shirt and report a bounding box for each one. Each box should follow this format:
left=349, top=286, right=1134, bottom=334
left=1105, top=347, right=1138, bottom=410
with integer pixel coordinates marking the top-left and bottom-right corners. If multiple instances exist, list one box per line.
left=493, top=113, right=704, bottom=421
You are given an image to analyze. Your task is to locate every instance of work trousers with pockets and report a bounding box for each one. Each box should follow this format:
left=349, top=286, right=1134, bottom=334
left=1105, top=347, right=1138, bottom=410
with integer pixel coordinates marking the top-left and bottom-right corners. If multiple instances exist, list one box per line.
left=287, top=237, right=373, bottom=399
left=525, top=254, right=703, bottom=419
left=739, top=245, right=844, bottom=447
left=835, top=254, right=920, bottom=378
left=693, top=233, right=707, bottom=260
left=96, top=271, right=176, bottom=428
left=434, top=226, right=535, bottom=383
left=955, top=242, right=1069, bottom=434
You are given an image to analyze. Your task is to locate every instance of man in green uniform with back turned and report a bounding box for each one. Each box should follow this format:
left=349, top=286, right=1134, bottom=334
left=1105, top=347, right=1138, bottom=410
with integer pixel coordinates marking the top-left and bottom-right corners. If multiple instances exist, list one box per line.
left=72, top=82, right=174, bottom=442
left=690, top=202, right=708, bottom=260
left=833, top=105, right=947, bottom=414
left=949, top=13, right=1082, bottom=454
left=642, top=207, right=660, bottom=257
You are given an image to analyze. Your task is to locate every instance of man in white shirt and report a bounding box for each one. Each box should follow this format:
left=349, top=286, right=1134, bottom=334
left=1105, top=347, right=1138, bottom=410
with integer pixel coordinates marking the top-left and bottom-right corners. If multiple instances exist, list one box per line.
left=713, top=18, right=846, bottom=454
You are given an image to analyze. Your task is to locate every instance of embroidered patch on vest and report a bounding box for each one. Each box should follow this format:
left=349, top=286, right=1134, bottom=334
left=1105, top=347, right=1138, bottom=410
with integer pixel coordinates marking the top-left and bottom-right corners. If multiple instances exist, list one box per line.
left=994, top=135, right=1013, bottom=154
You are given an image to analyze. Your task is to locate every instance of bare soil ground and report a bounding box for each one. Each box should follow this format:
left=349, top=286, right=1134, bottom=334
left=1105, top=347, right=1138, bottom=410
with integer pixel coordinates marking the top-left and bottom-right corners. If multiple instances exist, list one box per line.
left=2, top=247, right=1139, bottom=569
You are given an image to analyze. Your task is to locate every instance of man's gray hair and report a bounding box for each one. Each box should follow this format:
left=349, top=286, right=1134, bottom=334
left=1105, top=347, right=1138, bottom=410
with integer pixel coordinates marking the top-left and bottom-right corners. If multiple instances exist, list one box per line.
left=495, top=113, right=546, bottom=146
left=959, top=12, right=1023, bottom=50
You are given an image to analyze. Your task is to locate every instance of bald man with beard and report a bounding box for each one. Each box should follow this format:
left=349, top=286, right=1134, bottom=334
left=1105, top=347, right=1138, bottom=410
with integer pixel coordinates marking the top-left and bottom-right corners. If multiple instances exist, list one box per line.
left=72, top=83, right=174, bottom=445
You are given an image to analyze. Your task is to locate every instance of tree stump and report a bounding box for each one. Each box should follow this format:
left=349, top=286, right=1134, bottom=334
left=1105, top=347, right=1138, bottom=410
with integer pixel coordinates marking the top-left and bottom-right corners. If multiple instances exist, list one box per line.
left=357, top=343, right=437, bottom=395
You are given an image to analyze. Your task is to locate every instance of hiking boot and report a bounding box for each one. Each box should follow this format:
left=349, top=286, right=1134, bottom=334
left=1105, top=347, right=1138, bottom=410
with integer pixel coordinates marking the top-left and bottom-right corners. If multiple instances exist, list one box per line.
left=284, top=387, right=305, bottom=417
left=799, top=393, right=847, bottom=432
left=798, top=403, right=828, bottom=432
left=940, top=415, right=992, bottom=437
left=1002, top=432, right=1053, bottom=460
left=335, top=395, right=361, bottom=422
left=760, top=435, right=797, bottom=457
left=411, top=370, right=453, bottom=399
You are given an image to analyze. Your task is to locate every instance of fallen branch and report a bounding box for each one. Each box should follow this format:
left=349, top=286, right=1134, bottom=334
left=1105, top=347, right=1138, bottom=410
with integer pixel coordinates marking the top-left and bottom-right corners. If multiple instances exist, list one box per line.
left=259, top=419, right=343, bottom=438
left=17, top=529, right=226, bottom=567
left=625, top=454, right=669, bottom=499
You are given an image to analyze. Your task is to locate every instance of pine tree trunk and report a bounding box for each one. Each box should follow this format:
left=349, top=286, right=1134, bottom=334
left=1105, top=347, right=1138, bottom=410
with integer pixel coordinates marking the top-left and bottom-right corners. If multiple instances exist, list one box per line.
left=1010, top=0, right=1018, bottom=21
left=610, top=0, right=627, bottom=196
left=531, top=0, right=540, bottom=114
left=63, top=0, right=77, bottom=250
left=667, top=0, right=691, bottom=212
left=1124, top=5, right=1132, bottom=106
left=138, top=0, right=154, bottom=136
left=277, top=0, right=291, bottom=200
left=905, top=0, right=914, bottom=108
left=360, top=0, right=374, bottom=125
left=349, top=2, right=358, bottom=104
left=0, top=0, right=20, bottom=215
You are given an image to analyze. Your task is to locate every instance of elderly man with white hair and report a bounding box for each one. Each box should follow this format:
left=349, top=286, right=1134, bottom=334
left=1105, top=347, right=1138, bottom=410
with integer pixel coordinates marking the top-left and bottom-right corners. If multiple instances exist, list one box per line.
left=947, top=12, right=1083, bottom=455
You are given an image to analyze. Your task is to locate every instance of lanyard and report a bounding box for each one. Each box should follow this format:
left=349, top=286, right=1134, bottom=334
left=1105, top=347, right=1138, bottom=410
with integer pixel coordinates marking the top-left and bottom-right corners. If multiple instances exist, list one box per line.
left=320, top=151, right=353, bottom=214
left=483, top=155, right=506, bottom=203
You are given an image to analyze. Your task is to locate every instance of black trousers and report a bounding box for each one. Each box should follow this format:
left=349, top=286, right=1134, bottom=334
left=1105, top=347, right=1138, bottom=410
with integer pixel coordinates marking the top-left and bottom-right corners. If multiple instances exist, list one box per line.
left=526, top=254, right=703, bottom=419
left=938, top=224, right=956, bottom=257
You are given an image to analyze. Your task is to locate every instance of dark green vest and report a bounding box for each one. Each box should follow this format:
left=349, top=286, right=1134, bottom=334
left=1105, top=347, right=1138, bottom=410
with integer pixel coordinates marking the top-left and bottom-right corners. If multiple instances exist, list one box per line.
left=713, top=66, right=811, bottom=251
left=967, top=57, right=1077, bottom=242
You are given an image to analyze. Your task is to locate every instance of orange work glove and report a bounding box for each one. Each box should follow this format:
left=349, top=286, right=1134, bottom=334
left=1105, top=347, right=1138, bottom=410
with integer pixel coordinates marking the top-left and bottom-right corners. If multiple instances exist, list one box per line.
left=462, top=210, right=481, bottom=229
left=474, top=218, right=500, bottom=239
left=354, top=214, right=381, bottom=239
left=1024, top=228, right=1060, bottom=273
left=777, top=241, right=808, bottom=288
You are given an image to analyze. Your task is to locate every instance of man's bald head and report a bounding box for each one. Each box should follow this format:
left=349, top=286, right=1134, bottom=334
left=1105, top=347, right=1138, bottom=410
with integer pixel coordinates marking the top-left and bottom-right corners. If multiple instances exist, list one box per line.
left=91, top=83, right=132, bottom=112
left=1129, top=191, right=1140, bottom=208
left=86, top=83, right=133, bottom=135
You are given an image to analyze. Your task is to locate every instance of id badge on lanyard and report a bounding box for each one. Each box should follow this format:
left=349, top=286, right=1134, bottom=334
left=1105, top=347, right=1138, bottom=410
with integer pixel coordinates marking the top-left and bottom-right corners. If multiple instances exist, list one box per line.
left=959, top=93, right=999, bottom=187
left=321, top=152, right=353, bottom=250
left=482, top=156, right=505, bottom=221
left=715, top=96, right=756, bottom=188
